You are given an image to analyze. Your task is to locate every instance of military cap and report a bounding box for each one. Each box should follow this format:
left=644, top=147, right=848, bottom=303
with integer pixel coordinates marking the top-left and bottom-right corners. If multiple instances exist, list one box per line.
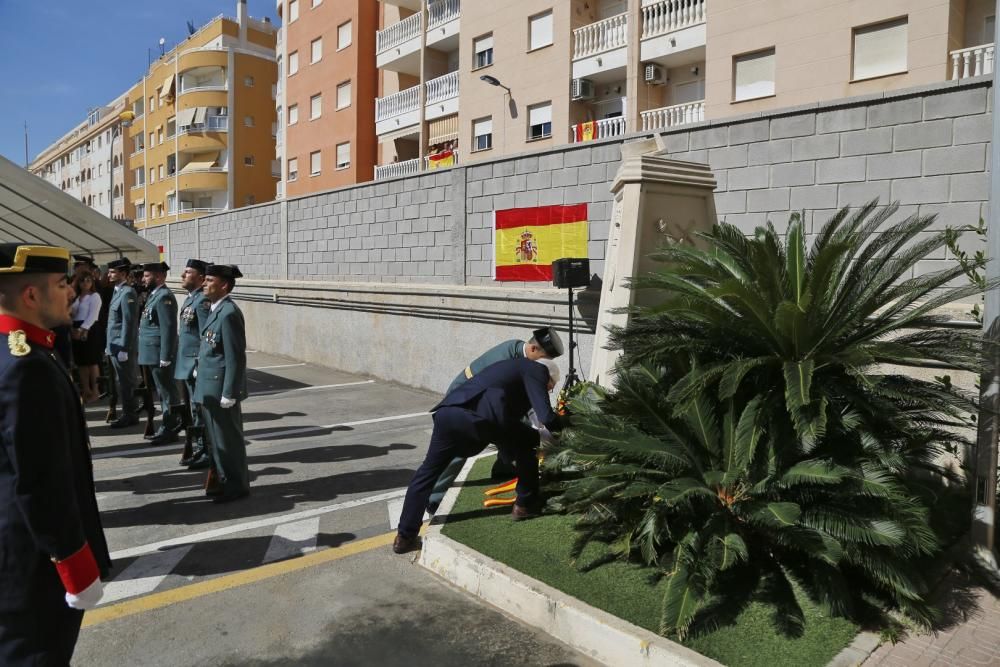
left=0, top=244, right=70, bottom=275
left=73, top=254, right=96, bottom=267
left=205, top=264, right=243, bottom=280
left=185, top=259, right=208, bottom=274
left=107, top=258, right=132, bottom=270
left=142, top=261, right=170, bottom=273
left=532, top=326, right=564, bottom=358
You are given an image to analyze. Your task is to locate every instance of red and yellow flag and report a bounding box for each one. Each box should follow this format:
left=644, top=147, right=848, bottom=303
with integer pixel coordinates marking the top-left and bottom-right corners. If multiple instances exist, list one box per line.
left=494, top=204, right=588, bottom=281
left=427, top=149, right=455, bottom=170
left=575, top=121, right=597, bottom=142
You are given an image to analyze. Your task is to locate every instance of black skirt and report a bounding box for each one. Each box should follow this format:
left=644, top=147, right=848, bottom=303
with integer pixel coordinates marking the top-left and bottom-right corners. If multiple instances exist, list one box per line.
left=71, top=321, right=105, bottom=366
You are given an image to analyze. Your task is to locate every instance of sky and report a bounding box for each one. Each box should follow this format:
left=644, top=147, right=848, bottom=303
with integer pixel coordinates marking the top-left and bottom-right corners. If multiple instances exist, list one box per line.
left=0, top=0, right=279, bottom=166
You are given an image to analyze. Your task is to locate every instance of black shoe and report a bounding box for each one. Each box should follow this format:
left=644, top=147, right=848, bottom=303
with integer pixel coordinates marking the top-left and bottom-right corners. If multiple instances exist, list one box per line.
left=511, top=504, right=542, bottom=522
left=392, top=534, right=421, bottom=554
left=109, top=415, right=139, bottom=429
left=212, top=490, right=249, bottom=504
left=150, top=431, right=178, bottom=446
left=187, top=454, right=211, bottom=470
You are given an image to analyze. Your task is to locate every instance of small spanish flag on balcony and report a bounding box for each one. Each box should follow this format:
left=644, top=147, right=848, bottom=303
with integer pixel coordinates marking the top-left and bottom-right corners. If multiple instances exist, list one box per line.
left=494, top=204, right=588, bottom=282
left=575, top=121, right=597, bottom=142
left=427, top=149, right=455, bottom=170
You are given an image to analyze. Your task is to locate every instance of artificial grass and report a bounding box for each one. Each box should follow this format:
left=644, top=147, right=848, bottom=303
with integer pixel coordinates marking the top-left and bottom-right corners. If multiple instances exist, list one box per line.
left=441, top=456, right=860, bottom=667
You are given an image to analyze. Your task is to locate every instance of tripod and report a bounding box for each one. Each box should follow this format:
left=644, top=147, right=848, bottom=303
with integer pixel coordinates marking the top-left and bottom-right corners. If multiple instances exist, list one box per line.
left=563, top=286, right=581, bottom=390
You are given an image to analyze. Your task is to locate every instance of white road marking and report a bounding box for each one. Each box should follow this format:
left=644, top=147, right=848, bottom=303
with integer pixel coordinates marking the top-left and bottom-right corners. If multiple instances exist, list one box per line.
left=248, top=411, right=429, bottom=443
left=92, top=444, right=181, bottom=461
left=248, top=379, right=375, bottom=398
left=251, top=363, right=307, bottom=371
left=100, top=545, right=194, bottom=604
left=109, top=488, right=408, bottom=561
left=262, top=517, right=320, bottom=563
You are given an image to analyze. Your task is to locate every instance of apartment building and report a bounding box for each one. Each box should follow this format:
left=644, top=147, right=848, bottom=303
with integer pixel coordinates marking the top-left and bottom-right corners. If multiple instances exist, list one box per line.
left=368, top=0, right=996, bottom=180
left=275, top=0, right=379, bottom=198
left=125, top=1, right=278, bottom=229
left=30, top=95, right=132, bottom=223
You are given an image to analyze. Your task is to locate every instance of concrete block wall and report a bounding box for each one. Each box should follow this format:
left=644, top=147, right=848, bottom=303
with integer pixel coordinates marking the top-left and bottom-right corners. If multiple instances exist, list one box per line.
left=196, top=204, right=282, bottom=279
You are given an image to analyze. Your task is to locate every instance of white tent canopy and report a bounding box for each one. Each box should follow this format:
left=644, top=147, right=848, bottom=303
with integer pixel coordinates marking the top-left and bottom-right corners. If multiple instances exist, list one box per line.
left=0, top=155, right=158, bottom=265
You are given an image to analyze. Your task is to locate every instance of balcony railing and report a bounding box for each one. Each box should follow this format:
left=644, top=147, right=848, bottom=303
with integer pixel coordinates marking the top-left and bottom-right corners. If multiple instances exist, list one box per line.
left=573, top=12, right=628, bottom=59
left=951, top=43, right=995, bottom=80
left=641, top=100, right=705, bottom=131
left=570, top=117, right=628, bottom=143
left=374, top=158, right=421, bottom=180
left=425, top=71, right=459, bottom=105
left=376, top=86, right=420, bottom=122
left=641, top=0, right=706, bottom=39
left=179, top=83, right=228, bottom=94
left=177, top=116, right=230, bottom=135
left=376, top=12, right=421, bottom=54
left=427, top=0, right=460, bottom=29
left=424, top=150, right=459, bottom=171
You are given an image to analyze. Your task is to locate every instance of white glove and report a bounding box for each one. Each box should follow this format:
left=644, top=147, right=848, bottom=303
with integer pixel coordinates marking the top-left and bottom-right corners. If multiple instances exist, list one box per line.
left=116, top=351, right=128, bottom=362
left=220, top=396, right=236, bottom=409
left=159, top=360, right=171, bottom=367
left=65, top=578, right=104, bottom=610
left=193, top=368, right=198, bottom=378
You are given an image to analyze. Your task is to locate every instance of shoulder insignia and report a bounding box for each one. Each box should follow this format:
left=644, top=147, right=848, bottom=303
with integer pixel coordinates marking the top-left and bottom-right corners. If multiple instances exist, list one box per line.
left=8, top=331, right=30, bottom=357
left=128, top=298, right=136, bottom=303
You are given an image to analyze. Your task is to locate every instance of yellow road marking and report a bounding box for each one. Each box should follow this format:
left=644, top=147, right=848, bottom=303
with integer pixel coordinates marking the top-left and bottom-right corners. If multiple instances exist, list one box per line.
left=83, top=531, right=396, bottom=628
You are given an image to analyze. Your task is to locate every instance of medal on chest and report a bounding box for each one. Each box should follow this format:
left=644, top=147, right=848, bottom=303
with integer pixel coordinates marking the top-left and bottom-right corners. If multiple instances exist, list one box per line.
left=182, top=305, right=195, bottom=324
left=204, top=329, right=219, bottom=347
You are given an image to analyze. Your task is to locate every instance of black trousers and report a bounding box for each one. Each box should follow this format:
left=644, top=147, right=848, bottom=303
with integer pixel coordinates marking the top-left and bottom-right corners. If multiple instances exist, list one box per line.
left=0, top=569, right=84, bottom=666
left=397, top=406, right=540, bottom=539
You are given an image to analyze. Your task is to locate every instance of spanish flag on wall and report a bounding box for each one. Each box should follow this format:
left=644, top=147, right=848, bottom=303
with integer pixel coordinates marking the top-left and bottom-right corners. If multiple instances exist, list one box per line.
left=494, top=204, right=589, bottom=281
left=575, top=121, right=597, bottom=142
left=427, top=149, right=455, bottom=170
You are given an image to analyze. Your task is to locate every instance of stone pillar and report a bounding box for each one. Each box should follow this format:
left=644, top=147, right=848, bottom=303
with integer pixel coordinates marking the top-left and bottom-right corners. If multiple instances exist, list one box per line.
left=589, top=137, right=717, bottom=386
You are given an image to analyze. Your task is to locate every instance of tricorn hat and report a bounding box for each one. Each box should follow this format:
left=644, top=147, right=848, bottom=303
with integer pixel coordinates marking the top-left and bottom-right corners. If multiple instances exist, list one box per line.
left=532, top=327, right=565, bottom=358
left=0, top=244, right=70, bottom=275
left=185, top=258, right=208, bottom=273
left=205, top=264, right=243, bottom=280
left=72, top=254, right=96, bottom=267
left=107, top=257, right=132, bottom=271
left=142, top=261, right=170, bottom=273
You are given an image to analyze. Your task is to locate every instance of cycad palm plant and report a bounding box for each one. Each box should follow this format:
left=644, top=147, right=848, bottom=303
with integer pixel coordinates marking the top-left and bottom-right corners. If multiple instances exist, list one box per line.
left=552, top=202, right=991, bottom=639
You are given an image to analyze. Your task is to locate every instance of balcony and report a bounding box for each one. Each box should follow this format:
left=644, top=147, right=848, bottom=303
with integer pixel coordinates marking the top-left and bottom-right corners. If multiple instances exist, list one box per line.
left=426, top=0, right=460, bottom=50
left=376, top=12, right=422, bottom=74
left=424, top=149, right=458, bottom=171
left=951, top=43, right=994, bottom=80
left=640, top=0, right=707, bottom=63
left=425, top=71, right=459, bottom=120
left=572, top=13, right=628, bottom=79
left=177, top=116, right=230, bottom=136
left=569, top=117, right=628, bottom=143
left=374, top=158, right=421, bottom=181
left=375, top=86, right=420, bottom=135
left=640, top=100, right=705, bottom=132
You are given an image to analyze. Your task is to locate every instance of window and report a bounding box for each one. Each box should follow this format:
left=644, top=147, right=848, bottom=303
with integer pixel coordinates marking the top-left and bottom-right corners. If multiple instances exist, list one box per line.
left=157, top=127, right=164, bottom=144
left=335, top=142, right=350, bottom=169
left=473, top=117, right=493, bottom=151
left=288, top=104, right=299, bottom=125
left=244, top=155, right=255, bottom=166
left=149, top=168, right=156, bottom=184
left=527, top=102, right=552, bottom=140
left=338, top=21, right=352, bottom=49
left=310, top=150, right=322, bottom=175
left=311, top=37, right=323, bottom=63
left=244, top=75, right=255, bottom=87
left=310, top=93, right=322, bottom=119
left=134, top=168, right=144, bottom=185
left=529, top=11, right=553, bottom=50
left=311, top=0, right=322, bottom=6
left=733, top=48, right=775, bottom=101
left=149, top=96, right=155, bottom=113
left=852, top=18, right=907, bottom=81
left=136, top=203, right=146, bottom=219
left=289, top=0, right=299, bottom=22
left=986, top=15, right=996, bottom=44
left=149, top=132, right=155, bottom=148
left=474, top=34, right=494, bottom=69
left=336, top=80, right=351, bottom=109
left=244, top=115, right=255, bottom=127
left=158, top=165, right=164, bottom=179
left=289, top=51, right=299, bottom=75
left=288, top=157, right=298, bottom=181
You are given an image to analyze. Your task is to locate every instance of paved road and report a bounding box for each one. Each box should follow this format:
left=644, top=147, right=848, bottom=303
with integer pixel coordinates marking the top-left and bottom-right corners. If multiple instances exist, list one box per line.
left=74, top=351, right=599, bottom=667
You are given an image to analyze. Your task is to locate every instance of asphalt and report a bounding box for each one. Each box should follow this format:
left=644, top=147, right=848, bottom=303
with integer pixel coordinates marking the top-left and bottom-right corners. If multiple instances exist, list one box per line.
left=73, top=351, right=600, bottom=667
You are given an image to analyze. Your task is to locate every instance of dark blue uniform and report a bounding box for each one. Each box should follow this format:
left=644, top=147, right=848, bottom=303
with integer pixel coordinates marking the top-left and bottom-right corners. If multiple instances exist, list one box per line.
left=0, top=316, right=111, bottom=666
left=397, top=357, right=560, bottom=539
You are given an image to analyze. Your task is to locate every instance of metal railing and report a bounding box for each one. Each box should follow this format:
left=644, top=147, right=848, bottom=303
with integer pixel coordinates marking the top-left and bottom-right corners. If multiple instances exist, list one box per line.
left=425, top=71, right=459, bottom=105
left=376, top=12, right=421, bottom=54
left=179, top=83, right=228, bottom=94
left=179, top=166, right=228, bottom=174
left=374, top=158, right=421, bottom=180
left=951, top=43, right=995, bottom=80
left=640, top=100, right=705, bottom=131
left=641, top=0, right=706, bottom=39
left=570, top=117, right=628, bottom=143
left=573, top=12, right=628, bottom=59
left=427, top=0, right=460, bottom=29
left=176, top=116, right=230, bottom=135
left=375, top=86, right=420, bottom=122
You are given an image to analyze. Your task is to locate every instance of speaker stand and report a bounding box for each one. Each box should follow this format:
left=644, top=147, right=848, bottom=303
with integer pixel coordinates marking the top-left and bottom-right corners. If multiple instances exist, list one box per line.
left=564, top=286, right=580, bottom=390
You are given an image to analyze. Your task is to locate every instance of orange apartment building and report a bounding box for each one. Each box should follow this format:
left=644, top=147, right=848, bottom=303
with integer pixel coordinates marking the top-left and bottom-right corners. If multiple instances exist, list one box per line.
left=125, top=1, right=278, bottom=229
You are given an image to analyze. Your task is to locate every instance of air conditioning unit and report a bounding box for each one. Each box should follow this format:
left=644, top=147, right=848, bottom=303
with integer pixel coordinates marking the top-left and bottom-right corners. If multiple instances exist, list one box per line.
left=570, top=78, right=595, bottom=101
left=644, top=63, right=667, bottom=85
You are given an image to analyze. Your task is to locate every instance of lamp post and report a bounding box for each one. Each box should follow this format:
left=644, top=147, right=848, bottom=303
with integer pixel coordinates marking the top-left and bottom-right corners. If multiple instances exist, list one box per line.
left=116, top=111, right=135, bottom=225
left=479, top=75, right=513, bottom=151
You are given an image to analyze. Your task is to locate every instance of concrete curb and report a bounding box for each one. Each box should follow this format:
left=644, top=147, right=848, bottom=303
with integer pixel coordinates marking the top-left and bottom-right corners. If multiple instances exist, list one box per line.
left=419, top=457, right=722, bottom=667
left=825, top=632, right=881, bottom=667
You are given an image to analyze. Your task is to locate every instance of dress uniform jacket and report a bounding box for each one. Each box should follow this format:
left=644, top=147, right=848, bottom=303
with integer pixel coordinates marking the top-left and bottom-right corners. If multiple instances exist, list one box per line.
left=105, top=283, right=138, bottom=355
left=138, top=285, right=178, bottom=366
left=174, top=289, right=209, bottom=382
left=446, top=339, right=524, bottom=394
left=0, top=316, right=111, bottom=663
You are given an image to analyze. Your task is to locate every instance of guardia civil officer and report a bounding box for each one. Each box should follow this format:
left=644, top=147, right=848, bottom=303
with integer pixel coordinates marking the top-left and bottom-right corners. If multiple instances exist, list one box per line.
left=0, top=244, right=111, bottom=665
left=427, top=327, right=564, bottom=513
left=176, top=259, right=212, bottom=469
left=195, top=264, right=249, bottom=503
left=394, top=357, right=564, bottom=554
left=139, top=262, right=183, bottom=445
left=106, top=257, right=140, bottom=428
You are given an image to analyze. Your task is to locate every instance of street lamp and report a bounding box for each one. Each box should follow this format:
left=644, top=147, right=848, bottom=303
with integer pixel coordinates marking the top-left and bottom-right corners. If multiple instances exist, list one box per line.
left=479, top=75, right=511, bottom=95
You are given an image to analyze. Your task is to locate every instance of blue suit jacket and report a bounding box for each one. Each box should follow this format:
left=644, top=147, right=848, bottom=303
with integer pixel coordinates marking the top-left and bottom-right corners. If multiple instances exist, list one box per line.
left=435, top=357, right=560, bottom=432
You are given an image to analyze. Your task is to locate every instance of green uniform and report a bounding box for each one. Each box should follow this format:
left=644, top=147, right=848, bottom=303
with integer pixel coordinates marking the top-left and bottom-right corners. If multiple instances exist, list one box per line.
left=105, top=284, right=139, bottom=417
left=175, top=289, right=211, bottom=448
left=194, top=297, right=248, bottom=498
left=138, top=284, right=181, bottom=433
